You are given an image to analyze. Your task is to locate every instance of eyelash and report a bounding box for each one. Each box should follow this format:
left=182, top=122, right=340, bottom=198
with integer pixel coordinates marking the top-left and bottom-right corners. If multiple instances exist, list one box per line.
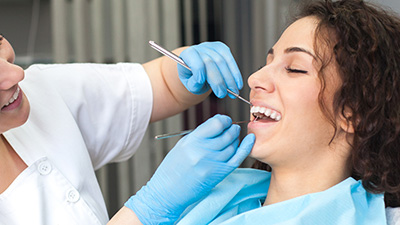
left=285, top=67, right=308, bottom=74
left=254, top=65, right=308, bottom=74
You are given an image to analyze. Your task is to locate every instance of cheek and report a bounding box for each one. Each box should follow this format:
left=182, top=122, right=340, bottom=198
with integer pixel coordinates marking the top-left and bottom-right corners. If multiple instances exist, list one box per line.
left=249, top=89, right=255, bottom=100
left=284, top=90, right=336, bottom=147
left=0, top=94, right=30, bottom=133
left=286, top=84, right=330, bottom=133
left=285, top=80, right=321, bottom=115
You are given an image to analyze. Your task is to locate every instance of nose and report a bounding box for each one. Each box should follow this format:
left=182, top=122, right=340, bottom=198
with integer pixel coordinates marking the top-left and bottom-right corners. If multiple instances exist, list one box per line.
left=0, top=59, right=24, bottom=90
left=248, top=66, right=275, bottom=93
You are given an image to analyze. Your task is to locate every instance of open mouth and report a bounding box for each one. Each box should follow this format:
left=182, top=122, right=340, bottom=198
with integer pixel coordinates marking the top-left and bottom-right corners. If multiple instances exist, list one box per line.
left=2, top=87, right=20, bottom=110
left=250, top=106, right=281, bottom=122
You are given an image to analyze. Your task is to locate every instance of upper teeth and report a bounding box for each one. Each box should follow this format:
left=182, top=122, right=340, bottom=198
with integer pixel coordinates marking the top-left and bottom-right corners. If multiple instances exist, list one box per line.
left=4, top=88, right=20, bottom=107
left=251, top=106, right=281, bottom=121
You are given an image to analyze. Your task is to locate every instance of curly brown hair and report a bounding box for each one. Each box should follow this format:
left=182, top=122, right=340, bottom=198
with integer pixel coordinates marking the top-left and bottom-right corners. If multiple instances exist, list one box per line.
left=253, top=0, right=400, bottom=207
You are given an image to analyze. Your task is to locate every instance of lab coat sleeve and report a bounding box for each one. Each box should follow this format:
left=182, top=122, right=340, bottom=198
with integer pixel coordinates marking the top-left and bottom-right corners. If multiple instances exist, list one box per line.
left=24, top=63, right=153, bottom=170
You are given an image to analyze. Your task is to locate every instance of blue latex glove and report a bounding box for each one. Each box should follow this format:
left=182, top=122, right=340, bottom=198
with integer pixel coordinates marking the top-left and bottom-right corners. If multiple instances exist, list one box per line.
left=125, top=114, right=255, bottom=225
left=178, top=42, right=243, bottom=99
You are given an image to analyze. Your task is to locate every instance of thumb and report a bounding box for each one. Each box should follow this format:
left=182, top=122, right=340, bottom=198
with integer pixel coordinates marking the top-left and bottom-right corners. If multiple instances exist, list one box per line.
left=186, top=76, right=201, bottom=92
left=227, top=133, right=255, bottom=167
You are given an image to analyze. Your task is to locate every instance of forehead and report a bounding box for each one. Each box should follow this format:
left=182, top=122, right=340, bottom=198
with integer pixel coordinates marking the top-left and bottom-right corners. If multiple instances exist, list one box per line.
left=273, top=16, right=319, bottom=54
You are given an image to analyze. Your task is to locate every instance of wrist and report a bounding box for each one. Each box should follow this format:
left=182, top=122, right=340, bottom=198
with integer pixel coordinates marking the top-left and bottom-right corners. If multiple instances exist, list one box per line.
left=124, top=185, right=182, bottom=225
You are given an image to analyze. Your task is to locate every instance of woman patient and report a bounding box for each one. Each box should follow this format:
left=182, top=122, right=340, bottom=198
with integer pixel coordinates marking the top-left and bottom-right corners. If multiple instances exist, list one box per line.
left=109, top=0, right=400, bottom=224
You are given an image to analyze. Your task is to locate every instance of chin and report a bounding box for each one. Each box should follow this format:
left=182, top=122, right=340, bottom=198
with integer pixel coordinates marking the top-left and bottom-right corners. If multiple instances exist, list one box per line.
left=0, top=95, right=30, bottom=133
left=17, top=95, right=30, bottom=125
left=248, top=144, right=267, bottom=162
left=248, top=140, right=280, bottom=167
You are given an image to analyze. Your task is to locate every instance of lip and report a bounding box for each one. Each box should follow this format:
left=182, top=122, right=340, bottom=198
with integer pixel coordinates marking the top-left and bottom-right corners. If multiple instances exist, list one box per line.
left=247, top=117, right=279, bottom=137
left=1, top=86, right=22, bottom=112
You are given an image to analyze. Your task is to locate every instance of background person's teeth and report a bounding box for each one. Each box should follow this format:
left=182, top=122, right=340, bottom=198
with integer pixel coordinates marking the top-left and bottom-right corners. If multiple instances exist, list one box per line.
left=10, top=94, right=16, bottom=103
left=4, top=89, right=19, bottom=107
left=13, top=89, right=19, bottom=99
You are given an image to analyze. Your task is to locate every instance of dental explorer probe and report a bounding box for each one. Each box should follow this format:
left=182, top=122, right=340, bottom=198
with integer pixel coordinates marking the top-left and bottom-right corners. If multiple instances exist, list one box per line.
left=148, top=41, right=252, bottom=106
left=154, top=120, right=250, bottom=140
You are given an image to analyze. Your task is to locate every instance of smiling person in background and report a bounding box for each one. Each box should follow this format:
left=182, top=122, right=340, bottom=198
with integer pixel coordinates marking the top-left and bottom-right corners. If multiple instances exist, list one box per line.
left=0, top=30, right=246, bottom=224
left=109, top=0, right=400, bottom=224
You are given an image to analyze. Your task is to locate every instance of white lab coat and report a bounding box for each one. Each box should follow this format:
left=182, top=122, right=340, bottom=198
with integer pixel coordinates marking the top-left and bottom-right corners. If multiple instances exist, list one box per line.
left=0, top=63, right=153, bottom=225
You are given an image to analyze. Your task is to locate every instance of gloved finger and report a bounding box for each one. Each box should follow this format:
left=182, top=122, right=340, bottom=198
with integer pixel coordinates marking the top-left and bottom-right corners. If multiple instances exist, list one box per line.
left=196, top=45, right=238, bottom=97
left=193, top=49, right=227, bottom=98
left=201, top=124, right=241, bottom=150
left=180, top=48, right=206, bottom=84
left=177, top=62, right=191, bottom=74
left=185, top=75, right=210, bottom=94
left=203, top=137, right=239, bottom=162
left=227, top=133, right=255, bottom=167
left=192, top=114, right=232, bottom=138
left=202, top=42, right=243, bottom=91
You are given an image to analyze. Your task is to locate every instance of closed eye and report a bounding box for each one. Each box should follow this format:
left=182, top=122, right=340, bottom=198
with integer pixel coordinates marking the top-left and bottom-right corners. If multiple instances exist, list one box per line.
left=285, top=67, right=308, bottom=74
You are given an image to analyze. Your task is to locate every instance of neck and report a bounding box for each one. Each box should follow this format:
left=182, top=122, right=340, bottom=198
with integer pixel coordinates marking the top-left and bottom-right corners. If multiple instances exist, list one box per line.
left=263, top=144, right=351, bottom=206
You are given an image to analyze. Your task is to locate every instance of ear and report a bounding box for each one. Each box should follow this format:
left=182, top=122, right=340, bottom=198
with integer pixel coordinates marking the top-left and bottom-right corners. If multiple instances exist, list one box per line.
left=338, top=107, right=355, bottom=134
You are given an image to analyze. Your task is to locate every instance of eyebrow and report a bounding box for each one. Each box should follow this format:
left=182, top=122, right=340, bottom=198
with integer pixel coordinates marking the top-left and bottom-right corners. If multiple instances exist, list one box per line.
left=267, top=47, right=316, bottom=60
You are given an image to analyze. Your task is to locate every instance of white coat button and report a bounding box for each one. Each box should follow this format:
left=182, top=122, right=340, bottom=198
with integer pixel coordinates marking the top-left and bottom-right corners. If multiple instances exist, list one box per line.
left=37, top=161, right=52, bottom=175
left=66, top=189, right=80, bottom=203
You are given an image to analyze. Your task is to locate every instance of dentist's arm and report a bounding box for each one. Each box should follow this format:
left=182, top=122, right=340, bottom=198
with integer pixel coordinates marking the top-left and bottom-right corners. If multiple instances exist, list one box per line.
left=144, top=46, right=201, bottom=123
left=108, top=207, right=142, bottom=225
left=108, top=115, right=255, bottom=225
left=145, top=42, right=243, bottom=122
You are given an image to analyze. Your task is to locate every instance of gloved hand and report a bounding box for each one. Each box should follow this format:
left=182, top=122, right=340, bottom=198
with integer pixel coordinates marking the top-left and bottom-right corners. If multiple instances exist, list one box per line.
left=125, top=114, right=255, bottom=225
left=178, top=41, right=243, bottom=99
